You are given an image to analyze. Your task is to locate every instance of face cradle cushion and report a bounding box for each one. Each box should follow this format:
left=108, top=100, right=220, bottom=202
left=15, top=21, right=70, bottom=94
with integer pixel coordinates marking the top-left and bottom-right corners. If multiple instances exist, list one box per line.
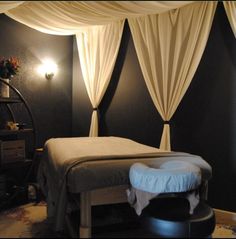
left=129, top=160, right=202, bottom=194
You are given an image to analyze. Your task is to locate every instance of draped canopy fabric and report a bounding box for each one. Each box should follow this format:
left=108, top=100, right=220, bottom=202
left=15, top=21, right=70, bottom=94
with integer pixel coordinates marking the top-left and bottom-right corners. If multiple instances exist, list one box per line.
left=76, top=21, right=125, bottom=136
left=223, top=1, right=236, bottom=38
left=128, top=1, right=217, bottom=150
left=0, top=1, right=219, bottom=147
left=0, top=1, right=23, bottom=13
left=3, top=1, right=193, bottom=35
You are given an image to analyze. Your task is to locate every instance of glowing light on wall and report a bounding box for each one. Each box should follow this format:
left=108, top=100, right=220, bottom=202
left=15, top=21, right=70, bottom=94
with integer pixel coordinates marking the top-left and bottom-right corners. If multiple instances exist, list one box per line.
left=37, top=59, right=58, bottom=80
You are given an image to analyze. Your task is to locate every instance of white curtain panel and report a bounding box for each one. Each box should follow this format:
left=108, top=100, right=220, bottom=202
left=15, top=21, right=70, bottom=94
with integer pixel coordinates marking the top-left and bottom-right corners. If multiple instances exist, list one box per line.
left=5, top=1, right=193, bottom=35
left=223, top=1, right=236, bottom=38
left=76, top=21, right=125, bottom=136
left=128, top=1, right=217, bottom=151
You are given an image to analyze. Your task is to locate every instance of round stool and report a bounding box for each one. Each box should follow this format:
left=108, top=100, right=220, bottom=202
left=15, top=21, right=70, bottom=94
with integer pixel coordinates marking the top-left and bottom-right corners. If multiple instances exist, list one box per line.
left=142, top=197, right=215, bottom=238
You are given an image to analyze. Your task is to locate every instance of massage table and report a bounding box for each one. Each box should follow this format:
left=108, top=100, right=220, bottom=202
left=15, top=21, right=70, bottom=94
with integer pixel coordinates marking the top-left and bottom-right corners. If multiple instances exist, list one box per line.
left=37, top=136, right=212, bottom=238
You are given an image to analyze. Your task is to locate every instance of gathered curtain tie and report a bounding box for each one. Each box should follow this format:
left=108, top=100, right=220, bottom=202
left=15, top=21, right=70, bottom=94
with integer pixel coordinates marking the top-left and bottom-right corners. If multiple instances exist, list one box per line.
left=92, top=107, right=100, bottom=118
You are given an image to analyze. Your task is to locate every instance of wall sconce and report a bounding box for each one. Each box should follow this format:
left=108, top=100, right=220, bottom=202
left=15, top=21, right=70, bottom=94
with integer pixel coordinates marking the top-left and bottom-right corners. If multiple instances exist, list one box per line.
left=37, top=59, right=58, bottom=80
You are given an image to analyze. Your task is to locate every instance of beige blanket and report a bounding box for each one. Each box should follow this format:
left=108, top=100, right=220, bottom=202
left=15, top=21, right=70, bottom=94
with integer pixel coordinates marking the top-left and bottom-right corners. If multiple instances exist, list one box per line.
left=37, top=136, right=211, bottom=232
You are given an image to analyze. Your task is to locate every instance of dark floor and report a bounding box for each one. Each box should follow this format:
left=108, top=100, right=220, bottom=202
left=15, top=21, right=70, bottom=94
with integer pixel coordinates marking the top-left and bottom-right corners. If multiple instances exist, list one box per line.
left=93, top=226, right=157, bottom=238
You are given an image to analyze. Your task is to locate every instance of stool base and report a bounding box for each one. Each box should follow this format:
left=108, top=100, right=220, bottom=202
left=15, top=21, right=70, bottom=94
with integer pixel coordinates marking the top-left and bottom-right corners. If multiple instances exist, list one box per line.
left=142, top=197, right=215, bottom=238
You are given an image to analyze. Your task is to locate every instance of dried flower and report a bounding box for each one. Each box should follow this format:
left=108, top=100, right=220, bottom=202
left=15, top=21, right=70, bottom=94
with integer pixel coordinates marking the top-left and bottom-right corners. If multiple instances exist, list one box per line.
left=0, top=57, right=20, bottom=79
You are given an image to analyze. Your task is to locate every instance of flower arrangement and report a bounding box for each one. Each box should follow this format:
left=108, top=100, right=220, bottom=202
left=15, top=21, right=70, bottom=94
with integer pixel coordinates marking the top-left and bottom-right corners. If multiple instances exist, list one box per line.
left=0, top=57, right=20, bottom=79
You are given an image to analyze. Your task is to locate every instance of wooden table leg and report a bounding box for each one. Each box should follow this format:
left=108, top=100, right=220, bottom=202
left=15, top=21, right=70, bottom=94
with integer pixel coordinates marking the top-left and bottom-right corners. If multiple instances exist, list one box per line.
left=80, top=191, right=91, bottom=238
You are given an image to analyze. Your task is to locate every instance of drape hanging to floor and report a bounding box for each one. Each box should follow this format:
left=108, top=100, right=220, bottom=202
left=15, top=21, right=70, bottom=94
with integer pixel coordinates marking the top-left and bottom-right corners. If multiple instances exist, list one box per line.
left=223, top=1, right=236, bottom=38
left=76, top=21, right=125, bottom=136
left=128, top=1, right=217, bottom=150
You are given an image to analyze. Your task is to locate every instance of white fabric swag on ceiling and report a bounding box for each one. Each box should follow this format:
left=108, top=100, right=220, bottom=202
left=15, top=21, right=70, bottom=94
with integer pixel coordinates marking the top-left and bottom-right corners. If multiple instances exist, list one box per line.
left=76, top=21, right=125, bottom=136
left=4, top=1, right=193, bottom=35
left=129, top=1, right=217, bottom=150
left=0, top=1, right=23, bottom=13
left=223, top=1, right=236, bottom=38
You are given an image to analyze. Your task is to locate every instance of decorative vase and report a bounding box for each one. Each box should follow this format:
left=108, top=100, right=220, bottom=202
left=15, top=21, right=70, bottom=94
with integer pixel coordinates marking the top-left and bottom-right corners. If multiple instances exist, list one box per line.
left=0, top=78, right=10, bottom=98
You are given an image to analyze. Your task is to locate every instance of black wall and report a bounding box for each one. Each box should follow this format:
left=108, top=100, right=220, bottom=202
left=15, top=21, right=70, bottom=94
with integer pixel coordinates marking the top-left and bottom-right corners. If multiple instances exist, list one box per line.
left=72, top=3, right=236, bottom=212
left=0, top=14, right=73, bottom=147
